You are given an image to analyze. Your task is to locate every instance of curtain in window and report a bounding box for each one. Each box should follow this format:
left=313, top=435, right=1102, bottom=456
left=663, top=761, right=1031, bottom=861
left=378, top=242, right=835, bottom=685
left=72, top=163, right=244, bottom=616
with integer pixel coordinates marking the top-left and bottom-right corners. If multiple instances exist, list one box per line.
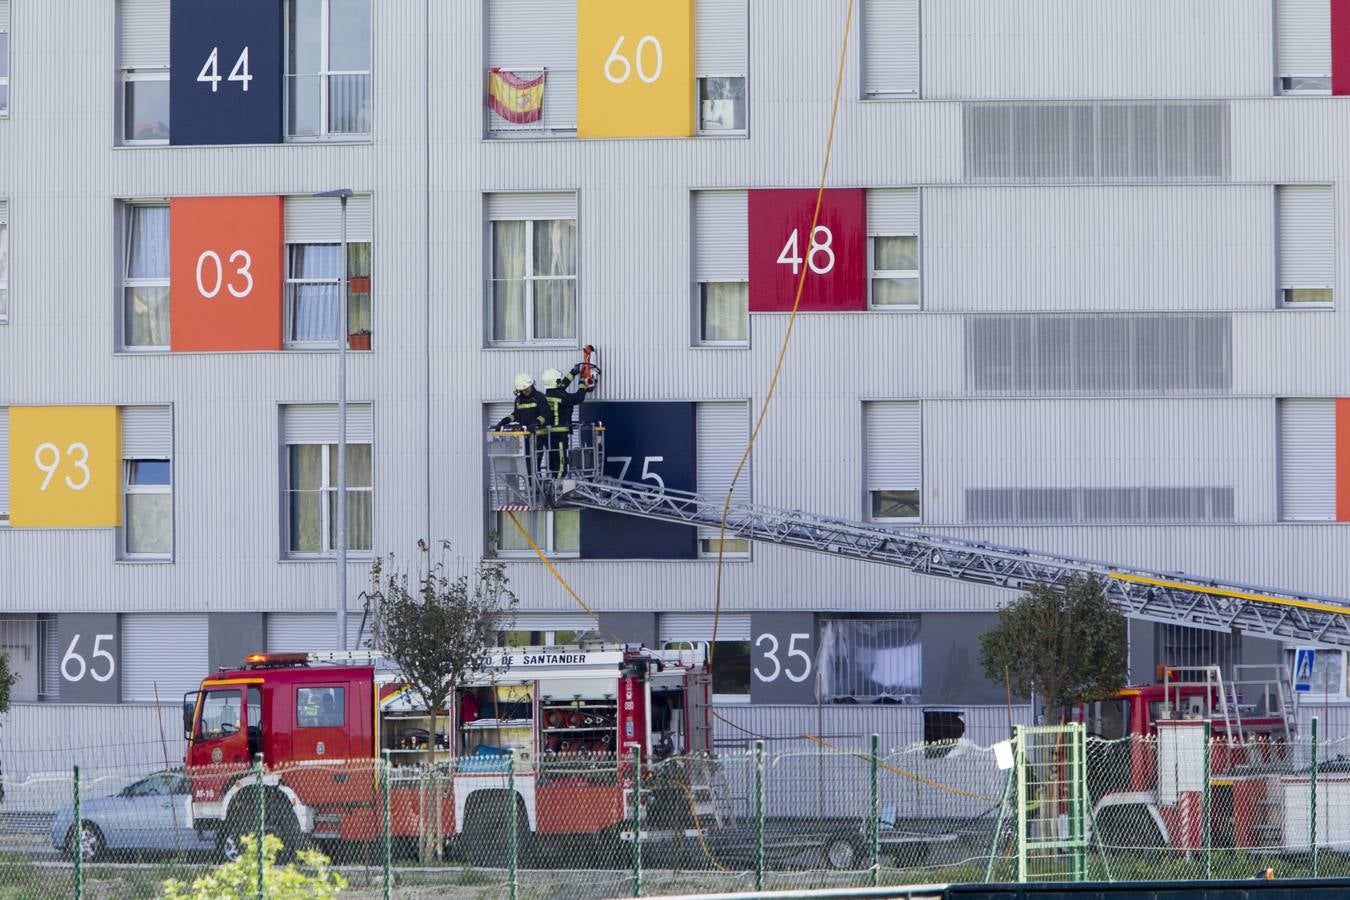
left=532, top=219, right=576, bottom=339
left=126, top=493, right=172, bottom=554
left=818, top=618, right=921, bottom=701
left=347, top=242, right=372, bottom=334
left=289, top=445, right=325, bottom=552
left=0, top=223, right=8, bottom=316
left=342, top=444, right=372, bottom=550
left=328, top=0, right=371, bottom=133
left=128, top=206, right=170, bottom=277
left=701, top=282, right=747, bottom=341
left=492, top=221, right=528, bottom=341
left=288, top=244, right=341, bottom=342
left=126, top=207, right=170, bottom=345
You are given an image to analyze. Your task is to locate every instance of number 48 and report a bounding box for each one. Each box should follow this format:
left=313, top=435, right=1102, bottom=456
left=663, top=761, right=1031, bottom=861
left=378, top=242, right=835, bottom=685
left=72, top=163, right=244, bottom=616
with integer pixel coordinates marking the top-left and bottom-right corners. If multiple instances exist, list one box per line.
left=776, top=225, right=835, bottom=276
left=198, top=46, right=252, bottom=93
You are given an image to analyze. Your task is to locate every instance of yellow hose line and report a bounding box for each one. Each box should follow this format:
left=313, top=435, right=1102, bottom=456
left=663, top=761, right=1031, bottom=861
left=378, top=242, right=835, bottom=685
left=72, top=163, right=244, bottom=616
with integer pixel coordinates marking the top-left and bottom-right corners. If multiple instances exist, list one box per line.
left=503, top=511, right=620, bottom=643
left=712, top=0, right=858, bottom=657
left=803, top=735, right=998, bottom=803
left=1109, top=571, right=1350, bottom=617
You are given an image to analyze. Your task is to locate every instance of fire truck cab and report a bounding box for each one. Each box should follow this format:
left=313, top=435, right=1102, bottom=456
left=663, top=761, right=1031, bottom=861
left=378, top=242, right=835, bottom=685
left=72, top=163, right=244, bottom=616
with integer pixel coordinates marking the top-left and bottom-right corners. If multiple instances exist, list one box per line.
left=182, top=642, right=713, bottom=861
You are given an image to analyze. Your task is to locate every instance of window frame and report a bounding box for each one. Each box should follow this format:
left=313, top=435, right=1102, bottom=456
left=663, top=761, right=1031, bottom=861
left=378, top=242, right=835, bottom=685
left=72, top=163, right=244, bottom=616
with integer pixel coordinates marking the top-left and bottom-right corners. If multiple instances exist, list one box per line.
left=1277, top=75, right=1331, bottom=96
left=0, top=23, right=9, bottom=117
left=119, top=200, right=171, bottom=352
left=698, top=537, right=751, bottom=559
left=492, top=509, right=580, bottom=559
left=0, top=213, right=8, bottom=325
left=487, top=217, right=578, bottom=347
left=284, top=441, right=374, bottom=558
left=120, top=457, right=174, bottom=562
left=695, top=280, right=749, bottom=347
left=696, top=75, right=748, bottom=137
left=283, top=240, right=372, bottom=349
left=663, top=639, right=751, bottom=704
left=120, top=67, right=170, bottom=145
left=868, top=234, right=921, bottom=310
left=283, top=0, right=373, bottom=141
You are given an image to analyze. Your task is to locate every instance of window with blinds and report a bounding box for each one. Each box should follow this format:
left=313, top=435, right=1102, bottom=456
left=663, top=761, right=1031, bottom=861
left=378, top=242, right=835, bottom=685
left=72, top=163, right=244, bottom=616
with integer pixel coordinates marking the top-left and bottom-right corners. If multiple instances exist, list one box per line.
left=697, top=402, right=750, bottom=557
left=693, top=191, right=749, bottom=345
left=1277, top=398, right=1338, bottom=521
left=965, top=315, right=1232, bottom=394
left=1277, top=185, right=1334, bottom=307
left=117, top=0, right=170, bottom=144
left=863, top=401, right=921, bottom=521
left=283, top=194, right=374, bottom=348
left=1275, top=0, right=1332, bottom=94
left=0, top=0, right=9, bottom=116
left=0, top=406, right=9, bottom=523
left=861, top=0, right=920, bottom=98
left=965, top=486, right=1235, bottom=524
left=964, top=102, right=1231, bottom=182
left=0, top=199, right=8, bottom=322
left=867, top=189, right=920, bottom=309
left=486, top=193, right=578, bottom=346
left=120, top=405, right=174, bottom=560
left=280, top=403, right=375, bottom=556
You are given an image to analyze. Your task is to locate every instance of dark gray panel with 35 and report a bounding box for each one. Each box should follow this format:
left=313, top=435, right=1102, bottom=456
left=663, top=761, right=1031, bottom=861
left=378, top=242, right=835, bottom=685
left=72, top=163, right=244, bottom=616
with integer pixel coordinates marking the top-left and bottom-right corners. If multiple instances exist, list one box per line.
left=750, top=613, right=817, bottom=704
left=55, top=614, right=121, bottom=703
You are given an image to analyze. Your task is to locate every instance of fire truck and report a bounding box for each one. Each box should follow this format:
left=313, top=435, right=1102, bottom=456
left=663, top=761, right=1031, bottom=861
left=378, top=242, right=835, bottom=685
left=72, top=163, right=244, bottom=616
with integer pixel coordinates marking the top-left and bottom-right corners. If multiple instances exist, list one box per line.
left=182, top=642, right=715, bottom=861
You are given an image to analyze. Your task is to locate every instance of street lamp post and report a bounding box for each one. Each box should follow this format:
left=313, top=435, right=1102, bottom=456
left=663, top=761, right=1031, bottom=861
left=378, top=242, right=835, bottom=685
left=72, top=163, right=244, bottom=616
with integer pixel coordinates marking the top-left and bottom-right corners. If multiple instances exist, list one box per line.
left=316, top=188, right=354, bottom=651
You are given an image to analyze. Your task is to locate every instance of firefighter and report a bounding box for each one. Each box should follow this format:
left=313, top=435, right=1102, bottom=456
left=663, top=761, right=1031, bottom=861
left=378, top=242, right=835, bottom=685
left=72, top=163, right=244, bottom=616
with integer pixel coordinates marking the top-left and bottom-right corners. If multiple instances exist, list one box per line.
left=541, top=364, right=592, bottom=477
left=495, top=372, right=548, bottom=471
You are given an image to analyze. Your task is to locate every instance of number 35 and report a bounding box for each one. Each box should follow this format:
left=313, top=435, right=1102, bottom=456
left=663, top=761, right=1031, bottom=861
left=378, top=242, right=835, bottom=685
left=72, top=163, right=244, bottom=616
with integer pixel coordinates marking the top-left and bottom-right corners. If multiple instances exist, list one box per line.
left=754, top=632, right=812, bottom=683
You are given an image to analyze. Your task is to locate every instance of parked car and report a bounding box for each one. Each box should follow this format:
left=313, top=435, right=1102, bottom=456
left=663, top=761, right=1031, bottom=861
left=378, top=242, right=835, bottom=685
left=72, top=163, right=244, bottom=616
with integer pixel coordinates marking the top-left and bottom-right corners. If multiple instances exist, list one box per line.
left=50, top=770, right=214, bottom=861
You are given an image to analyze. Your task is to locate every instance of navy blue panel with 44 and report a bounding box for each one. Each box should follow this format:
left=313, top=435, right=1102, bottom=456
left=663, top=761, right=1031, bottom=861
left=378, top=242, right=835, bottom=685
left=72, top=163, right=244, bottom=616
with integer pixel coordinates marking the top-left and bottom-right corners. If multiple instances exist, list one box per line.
left=170, top=0, right=284, bottom=145
left=578, top=402, right=698, bottom=560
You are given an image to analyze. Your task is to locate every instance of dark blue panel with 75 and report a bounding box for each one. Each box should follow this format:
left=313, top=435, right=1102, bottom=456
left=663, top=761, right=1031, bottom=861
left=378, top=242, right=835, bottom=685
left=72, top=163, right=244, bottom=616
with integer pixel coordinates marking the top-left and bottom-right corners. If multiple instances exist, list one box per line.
left=170, top=0, right=283, bottom=145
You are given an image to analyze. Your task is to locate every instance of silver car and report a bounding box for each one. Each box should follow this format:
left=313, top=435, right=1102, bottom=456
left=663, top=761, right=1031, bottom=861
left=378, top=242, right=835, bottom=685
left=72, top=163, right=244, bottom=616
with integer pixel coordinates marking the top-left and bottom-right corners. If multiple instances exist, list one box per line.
left=50, top=770, right=214, bottom=861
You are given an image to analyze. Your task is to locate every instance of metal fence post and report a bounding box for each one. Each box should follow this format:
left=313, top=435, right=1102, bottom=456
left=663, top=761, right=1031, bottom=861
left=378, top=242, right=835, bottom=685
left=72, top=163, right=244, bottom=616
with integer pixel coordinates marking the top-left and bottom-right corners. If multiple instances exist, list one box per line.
left=1202, top=722, right=1211, bottom=881
left=631, top=745, right=642, bottom=897
left=255, top=753, right=266, bottom=900
left=73, top=765, right=82, bottom=900
left=870, top=733, right=880, bottom=887
left=382, top=751, right=392, bottom=900
left=1310, top=716, right=1319, bottom=877
left=508, top=760, right=518, bottom=900
left=754, top=742, right=764, bottom=892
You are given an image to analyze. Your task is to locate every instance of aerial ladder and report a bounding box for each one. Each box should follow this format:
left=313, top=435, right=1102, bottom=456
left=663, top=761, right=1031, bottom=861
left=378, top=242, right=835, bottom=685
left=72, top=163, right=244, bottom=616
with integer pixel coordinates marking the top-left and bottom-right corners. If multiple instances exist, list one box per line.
left=487, top=424, right=1350, bottom=650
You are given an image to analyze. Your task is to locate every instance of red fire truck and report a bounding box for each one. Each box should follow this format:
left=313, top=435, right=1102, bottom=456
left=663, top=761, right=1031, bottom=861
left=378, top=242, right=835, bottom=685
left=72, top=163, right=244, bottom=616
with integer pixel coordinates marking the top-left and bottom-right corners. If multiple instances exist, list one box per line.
left=181, top=643, right=715, bottom=861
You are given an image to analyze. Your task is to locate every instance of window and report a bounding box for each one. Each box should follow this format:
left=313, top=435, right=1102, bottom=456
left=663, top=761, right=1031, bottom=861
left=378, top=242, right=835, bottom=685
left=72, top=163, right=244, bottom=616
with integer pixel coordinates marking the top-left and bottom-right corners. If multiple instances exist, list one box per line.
left=493, top=509, right=580, bottom=557
left=0, top=200, right=8, bottom=322
left=965, top=486, right=1235, bottom=524
left=1275, top=0, right=1331, bottom=95
left=286, top=0, right=372, bottom=138
left=1277, top=398, right=1345, bottom=521
left=286, top=443, right=373, bottom=555
left=0, top=0, right=9, bottom=115
left=1277, top=185, right=1334, bottom=307
left=693, top=191, right=749, bottom=347
left=867, top=189, right=920, bottom=308
left=124, top=460, right=172, bottom=556
left=285, top=242, right=372, bottom=347
left=660, top=614, right=751, bottom=702
left=699, top=283, right=748, bottom=343
left=197, top=689, right=242, bottom=739
left=861, top=0, right=919, bottom=98
left=120, top=203, right=171, bottom=349
left=0, top=616, right=58, bottom=702
left=864, top=401, right=921, bottom=522
left=818, top=617, right=921, bottom=703
left=297, top=686, right=346, bottom=727
left=698, top=77, right=746, bottom=133
left=501, top=628, right=592, bottom=646
left=489, top=217, right=577, bottom=344
left=697, top=402, right=750, bottom=557
left=117, top=0, right=170, bottom=143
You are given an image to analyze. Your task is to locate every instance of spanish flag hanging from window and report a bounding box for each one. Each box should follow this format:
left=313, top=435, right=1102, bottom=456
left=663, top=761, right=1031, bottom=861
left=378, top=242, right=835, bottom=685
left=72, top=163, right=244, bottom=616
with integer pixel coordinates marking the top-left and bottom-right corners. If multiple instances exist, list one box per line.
left=488, top=68, right=547, bottom=123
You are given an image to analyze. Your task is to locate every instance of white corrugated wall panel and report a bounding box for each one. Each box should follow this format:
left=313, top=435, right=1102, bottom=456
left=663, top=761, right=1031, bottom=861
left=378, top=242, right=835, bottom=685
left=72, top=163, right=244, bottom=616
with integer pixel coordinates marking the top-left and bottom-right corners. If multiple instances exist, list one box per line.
left=864, top=402, right=921, bottom=489
left=0, top=1, right=9, bottom=30
left=659, top=613, right=751, bottom=643
left=118, top=0, right=169, bottom=69
left=283, top=195, right=374, bottom=243
left=866, top=188, right=919, bottom=234
left=694, top=191, right=747, bottom=281
left=697, top=0, right=749, bottom=74
left=120, top=614, right=209, bottom=702
left=486, top=0, right=576, bottom=67
left=1278, top=399, right=1336, bottom=521
left=1278, top=185, right=1335, bottom=289
left=862, top=0, right=919, bottom=97
left=697, top=401, right=750, bottom=539
left=486, top=192, right=577, bottom=220
left=0, top=408, right=8, bottom=515
left=511, top=612, right=595, bottom=632
left=281, top=404, right=374, bottom=443
left=1277, top=0, right=1332, bottom=77
left=266, top=613, right=337, bottom=652
left=120, top=405, right=172, bottom=457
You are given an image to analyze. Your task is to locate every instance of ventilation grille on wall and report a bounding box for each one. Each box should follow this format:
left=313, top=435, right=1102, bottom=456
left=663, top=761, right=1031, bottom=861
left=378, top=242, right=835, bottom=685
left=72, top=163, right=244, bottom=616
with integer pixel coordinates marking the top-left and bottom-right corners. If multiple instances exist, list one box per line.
left=965, top=486, right=1235, bottom=524
left=964, top=315, right=1231, bottom=394
left=963, top=102, right=1230, bottom=182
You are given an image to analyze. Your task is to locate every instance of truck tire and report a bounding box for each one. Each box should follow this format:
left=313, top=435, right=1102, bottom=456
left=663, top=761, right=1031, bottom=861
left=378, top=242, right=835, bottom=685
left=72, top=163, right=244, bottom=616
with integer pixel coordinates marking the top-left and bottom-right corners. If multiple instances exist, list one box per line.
left=461, top=792, right=531, bottom=868
left=218, top=793, right=304, bottom=863
left=822, top=831, right=864, bottom=870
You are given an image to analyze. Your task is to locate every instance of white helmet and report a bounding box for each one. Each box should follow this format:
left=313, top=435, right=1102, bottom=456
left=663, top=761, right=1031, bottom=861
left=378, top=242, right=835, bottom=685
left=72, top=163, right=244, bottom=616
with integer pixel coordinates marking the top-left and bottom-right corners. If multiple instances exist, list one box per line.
left=513, top=372, right=534, bottom=393
left=541, top=368, right=564, bottom=388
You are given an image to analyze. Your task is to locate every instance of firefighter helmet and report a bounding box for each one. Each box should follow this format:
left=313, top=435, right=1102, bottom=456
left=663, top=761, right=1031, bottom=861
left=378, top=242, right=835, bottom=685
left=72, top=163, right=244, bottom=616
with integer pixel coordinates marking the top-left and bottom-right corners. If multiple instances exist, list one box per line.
left=541, top=367, right=564, bottom=387
left=513, top=372, right=534, bottom=392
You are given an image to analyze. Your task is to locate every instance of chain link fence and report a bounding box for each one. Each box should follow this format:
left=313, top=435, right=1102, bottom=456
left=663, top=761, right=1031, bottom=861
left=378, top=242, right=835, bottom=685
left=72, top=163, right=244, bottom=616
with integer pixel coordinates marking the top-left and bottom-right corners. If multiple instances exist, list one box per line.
left=6, top=727, right=1350, bottom=898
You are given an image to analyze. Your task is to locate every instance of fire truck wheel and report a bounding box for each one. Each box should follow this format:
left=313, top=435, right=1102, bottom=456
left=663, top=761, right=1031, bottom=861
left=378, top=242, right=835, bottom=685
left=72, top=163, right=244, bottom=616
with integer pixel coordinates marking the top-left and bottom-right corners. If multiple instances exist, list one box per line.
left=65, top=821, right=104, bottom=863
left=218, top=795, right=304, bottom=863
left=461, top=793, right=531, bottom=867
left=821, top=831, right=864, bottom=871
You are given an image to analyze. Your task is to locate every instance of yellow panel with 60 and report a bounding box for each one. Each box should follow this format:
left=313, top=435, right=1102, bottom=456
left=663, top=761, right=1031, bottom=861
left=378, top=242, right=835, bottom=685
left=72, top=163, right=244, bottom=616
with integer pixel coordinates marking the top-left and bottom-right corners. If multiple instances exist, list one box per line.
left=577, top=0, right=695, bottom=139
left=8, top=406, right=122, bottom=528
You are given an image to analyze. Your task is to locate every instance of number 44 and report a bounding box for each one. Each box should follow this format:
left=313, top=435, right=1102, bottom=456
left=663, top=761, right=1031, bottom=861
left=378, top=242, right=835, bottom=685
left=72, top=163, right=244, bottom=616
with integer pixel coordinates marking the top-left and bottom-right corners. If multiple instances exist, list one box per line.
left=198, top=46, right=252, bottom=93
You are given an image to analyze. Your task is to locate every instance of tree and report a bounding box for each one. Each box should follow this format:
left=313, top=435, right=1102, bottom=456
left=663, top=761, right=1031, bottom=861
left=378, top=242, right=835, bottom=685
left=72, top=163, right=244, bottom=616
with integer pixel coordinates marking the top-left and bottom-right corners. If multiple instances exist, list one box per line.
left=368, top=540, right=517, bottom=859
left=162, top=834, right=346, bottom=899
left=979, top=574, right=1128, bottom=724
left=0, top=652, right=15, bottom=717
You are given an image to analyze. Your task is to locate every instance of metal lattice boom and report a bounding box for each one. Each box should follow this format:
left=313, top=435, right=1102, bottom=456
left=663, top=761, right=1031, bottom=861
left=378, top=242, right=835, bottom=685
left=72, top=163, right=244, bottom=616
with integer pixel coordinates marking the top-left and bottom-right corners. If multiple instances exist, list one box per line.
left=554, top=476, right=1350, bottom=649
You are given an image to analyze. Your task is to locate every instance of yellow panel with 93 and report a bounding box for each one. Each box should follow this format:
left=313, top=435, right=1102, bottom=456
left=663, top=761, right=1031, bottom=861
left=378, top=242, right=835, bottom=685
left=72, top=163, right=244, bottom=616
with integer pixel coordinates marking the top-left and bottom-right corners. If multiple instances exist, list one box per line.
left=577, top=0, right=695, bottom=138
left=8, top=406, right=122, bottom=528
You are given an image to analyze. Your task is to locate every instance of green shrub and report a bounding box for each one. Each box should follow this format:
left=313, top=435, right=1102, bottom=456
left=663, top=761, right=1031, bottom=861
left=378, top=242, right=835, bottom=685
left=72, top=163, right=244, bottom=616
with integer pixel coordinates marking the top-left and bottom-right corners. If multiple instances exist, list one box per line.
left=161, top=834, right=347, bottom=900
